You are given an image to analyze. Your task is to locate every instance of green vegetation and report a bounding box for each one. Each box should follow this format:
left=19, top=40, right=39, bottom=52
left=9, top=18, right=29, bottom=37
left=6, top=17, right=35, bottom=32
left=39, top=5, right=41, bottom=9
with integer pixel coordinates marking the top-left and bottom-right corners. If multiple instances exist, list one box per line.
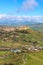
left=0, top=51, right=43, bottom=65
left=0, top=26, right=43, bottom=65
left=25, top=51, right=43, bottom=65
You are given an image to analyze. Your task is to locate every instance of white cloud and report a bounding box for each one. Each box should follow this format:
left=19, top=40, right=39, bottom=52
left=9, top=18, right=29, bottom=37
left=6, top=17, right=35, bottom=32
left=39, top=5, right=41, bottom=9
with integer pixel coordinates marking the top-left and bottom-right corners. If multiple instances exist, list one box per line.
left=22, top=0, right=39, bottom=10
left=0, top=14, right=6, bottom=19
left=0, top=14, right=43, bottom=22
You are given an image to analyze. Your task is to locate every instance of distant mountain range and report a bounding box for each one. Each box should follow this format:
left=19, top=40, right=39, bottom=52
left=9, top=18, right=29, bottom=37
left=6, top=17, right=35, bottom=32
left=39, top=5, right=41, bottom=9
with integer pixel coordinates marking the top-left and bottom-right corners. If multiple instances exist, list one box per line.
left=0, top=19, right=42, bottom=26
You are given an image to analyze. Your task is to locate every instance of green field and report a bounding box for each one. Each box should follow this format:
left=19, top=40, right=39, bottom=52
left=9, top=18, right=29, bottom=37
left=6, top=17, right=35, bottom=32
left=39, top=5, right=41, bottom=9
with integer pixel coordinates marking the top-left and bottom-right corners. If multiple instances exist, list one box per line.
left=0, top=51, right=43, bottom=65
left=25, top=52, right=43, bottom=65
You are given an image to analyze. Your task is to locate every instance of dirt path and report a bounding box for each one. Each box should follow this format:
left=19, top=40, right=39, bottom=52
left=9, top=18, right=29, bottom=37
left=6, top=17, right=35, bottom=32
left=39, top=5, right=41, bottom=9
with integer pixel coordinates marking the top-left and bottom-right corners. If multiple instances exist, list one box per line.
left=22, top=54, right=26, bottom=65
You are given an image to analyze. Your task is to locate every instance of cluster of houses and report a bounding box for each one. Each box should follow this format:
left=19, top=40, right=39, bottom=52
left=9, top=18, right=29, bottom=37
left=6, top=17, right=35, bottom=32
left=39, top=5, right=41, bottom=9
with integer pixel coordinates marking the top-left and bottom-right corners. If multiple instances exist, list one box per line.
left=0, top=26, right=30, bottom=32
left=0, top=45, right=43, bottom=55
left=11, top=45, right=43, bottom=53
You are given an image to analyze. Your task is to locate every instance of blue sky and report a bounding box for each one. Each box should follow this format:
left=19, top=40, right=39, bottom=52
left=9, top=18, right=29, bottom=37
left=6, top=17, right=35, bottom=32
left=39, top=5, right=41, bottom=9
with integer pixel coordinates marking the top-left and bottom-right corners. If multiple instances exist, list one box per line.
left=0, top=0, right=43, bottom=16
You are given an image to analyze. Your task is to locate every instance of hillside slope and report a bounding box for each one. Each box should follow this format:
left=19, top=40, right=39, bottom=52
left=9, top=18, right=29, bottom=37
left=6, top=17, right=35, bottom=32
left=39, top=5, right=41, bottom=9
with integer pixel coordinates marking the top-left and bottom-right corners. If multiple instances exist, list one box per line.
left=0, top=26, right=43, bottom=47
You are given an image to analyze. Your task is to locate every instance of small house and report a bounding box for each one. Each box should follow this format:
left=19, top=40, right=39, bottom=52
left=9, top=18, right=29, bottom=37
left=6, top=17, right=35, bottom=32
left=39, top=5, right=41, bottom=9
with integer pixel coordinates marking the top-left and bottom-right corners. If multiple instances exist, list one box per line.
left=11, top=49, right=21, bottom=53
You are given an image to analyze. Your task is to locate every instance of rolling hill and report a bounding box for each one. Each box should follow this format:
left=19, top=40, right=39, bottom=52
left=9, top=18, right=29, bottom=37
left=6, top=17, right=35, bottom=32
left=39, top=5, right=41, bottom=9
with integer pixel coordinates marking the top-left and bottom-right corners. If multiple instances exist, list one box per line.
left=30, top=23, right=43, bottom=32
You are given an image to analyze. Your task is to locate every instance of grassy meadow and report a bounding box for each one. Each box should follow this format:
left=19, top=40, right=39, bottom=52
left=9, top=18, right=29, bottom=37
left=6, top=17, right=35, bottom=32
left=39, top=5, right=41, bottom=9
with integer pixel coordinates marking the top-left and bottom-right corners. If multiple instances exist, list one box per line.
left=0, top=51, right=43, bottom=65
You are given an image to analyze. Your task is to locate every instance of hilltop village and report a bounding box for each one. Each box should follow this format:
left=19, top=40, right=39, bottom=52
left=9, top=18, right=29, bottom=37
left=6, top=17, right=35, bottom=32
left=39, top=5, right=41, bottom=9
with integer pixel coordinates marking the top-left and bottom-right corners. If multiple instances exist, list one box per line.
left=0, top=26, right=43, bottom=53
